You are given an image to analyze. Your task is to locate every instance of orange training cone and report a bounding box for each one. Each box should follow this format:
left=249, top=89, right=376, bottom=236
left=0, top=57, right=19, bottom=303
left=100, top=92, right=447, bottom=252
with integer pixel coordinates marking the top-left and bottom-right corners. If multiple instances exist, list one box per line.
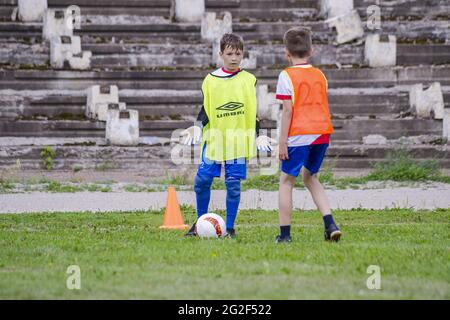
left=159, top=186, right=189, bottom=230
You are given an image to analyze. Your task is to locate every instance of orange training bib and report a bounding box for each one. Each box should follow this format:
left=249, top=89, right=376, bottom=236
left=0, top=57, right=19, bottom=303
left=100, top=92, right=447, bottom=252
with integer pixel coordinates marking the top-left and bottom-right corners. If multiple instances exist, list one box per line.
left=284, top=67, right=334, bottom=136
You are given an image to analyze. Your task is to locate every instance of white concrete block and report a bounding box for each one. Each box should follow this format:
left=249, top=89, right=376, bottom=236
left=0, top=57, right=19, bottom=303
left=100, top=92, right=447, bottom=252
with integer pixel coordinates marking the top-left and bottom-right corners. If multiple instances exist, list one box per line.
left=443, top=109, right=450, bottom=141
left=326, top=10, right=364, bottom=44
left=257, top=85, right=280, bottom=121
left=18, top=0, right=47, bottom=22
left=50, top=36, right=81, bottom=69
left=409, top=82, right=445, bottom=119
left=363, top=134, right=388, bottom=145
left=67, top=51, right=92, bottom=70
left=241, top=51, right=257, bottom=69
left=106, top=109, right=140, bottom=146
left=320, top=0, right=353, bottom=19
left=430, top=83, right=445, bottom=119
left=212, top=38, right=222, bottom=67
left=97, top=102, right=126, bottom=122
left=365, top=34, right=397, bottom=67
left=11, top=7, right=18, bottom=21
left=201, top=11, right=233, bottom=42
left=86, top=85, right=119, bottom=119
left=43, top=9, right=73, bottom=41
left=172, top=0, right=205, bottom=22
left=409, top=84, right=426, bottom=117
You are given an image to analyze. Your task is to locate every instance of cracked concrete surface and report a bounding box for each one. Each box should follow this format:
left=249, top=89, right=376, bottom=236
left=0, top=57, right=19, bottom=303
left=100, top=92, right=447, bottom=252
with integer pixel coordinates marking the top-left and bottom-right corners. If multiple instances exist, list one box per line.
left=1, top=185, right=449, bottom=214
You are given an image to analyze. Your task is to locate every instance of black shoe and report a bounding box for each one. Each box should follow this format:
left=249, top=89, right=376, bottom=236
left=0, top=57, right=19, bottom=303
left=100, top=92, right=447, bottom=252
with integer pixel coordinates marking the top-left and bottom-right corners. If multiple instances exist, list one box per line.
left=275, top=235, right=292, bottom=243
left=225, top=228, right=236, bottom=239
left=184, top=222, right=197, bottom=237
left=324, top=224, right=342, bottom=242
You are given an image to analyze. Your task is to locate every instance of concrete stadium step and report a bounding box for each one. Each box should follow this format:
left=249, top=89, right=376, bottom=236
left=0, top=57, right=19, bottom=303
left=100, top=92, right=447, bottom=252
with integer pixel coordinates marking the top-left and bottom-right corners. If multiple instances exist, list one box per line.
left=1, top=0, right=447, bottom=22
left=46, top=0, right=450, bottom=21
left=49, top=0, right=317, bottom=21
left=233, top=20, right=449, bottom=43
left=0, top=0, right=316, bottom=21
left=60, top=42, right=450, bottom=68
left=0, top=117, right=442, bottom=141
left=0, top=88, right=412, bottom=120
left=48, top=0, right=171, bottom=18
left=328, top=89, right=410, bottom=115
left=1, top=66, right=449, bottom=91
left=207, top=0, right=318, bottom=21
left=261, top=117, right=444, bottom=141
left=354, top=0, right=449, bottom=20
left=1, top=142, right=449, bottom=170
left=0, top=89, right=202, bottom=120
left=0, top=19, right=448, bottom=44
left=0, top=119, right=191, bottom=137
left=3, top=41, right=448, bottom=69
left=329, top=118, right=443, bottom=141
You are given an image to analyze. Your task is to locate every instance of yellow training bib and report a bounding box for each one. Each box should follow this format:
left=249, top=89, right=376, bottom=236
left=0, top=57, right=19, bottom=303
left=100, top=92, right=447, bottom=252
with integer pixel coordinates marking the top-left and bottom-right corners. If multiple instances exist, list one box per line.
left=202, top=70, right=257, bottom=162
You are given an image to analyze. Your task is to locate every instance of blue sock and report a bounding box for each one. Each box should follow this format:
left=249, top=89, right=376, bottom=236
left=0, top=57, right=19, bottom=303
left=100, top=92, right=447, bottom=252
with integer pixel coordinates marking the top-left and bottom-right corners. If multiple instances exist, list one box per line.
left=194, top=174, right=213, bottom=219
left=323, top=214, right=335, bottom=229
left=280, top=225, right=291, bottom=238
left=225, top=178, right=241, bottom=230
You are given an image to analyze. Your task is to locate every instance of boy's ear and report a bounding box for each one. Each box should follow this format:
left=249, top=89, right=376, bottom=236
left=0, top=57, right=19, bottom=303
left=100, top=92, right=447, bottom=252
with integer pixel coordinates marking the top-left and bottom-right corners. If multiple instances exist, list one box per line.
left=284, top=47, right=291, bottom=58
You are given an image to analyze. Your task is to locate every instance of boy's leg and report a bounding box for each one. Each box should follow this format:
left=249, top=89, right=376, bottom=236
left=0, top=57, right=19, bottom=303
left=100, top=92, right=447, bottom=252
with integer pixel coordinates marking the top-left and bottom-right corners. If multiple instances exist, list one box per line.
left=277, top=146, right=307, bottom=242
left=225, top=177, right=240, bottom=230
left=194, top=173, right=214, bottom=217
left=302, top=168, right=331, bottom=217
left=303, top=144, right=341, bottom=241
left=194, top=143, right=221, bottom=218
left=186, top=171, right=217, bottom=237
left=301, top=168, right=331, bottom=217
left=186, top=144, right=220, bottom=237
left=224, top=158, right=246, bottom=237
left=278, top=172, right=296, bottom=235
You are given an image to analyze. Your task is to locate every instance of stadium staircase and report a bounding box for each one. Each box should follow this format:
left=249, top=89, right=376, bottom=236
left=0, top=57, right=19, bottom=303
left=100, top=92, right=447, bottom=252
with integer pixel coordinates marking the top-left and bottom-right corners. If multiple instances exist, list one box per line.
left=0, top=0, right=449, bottom=170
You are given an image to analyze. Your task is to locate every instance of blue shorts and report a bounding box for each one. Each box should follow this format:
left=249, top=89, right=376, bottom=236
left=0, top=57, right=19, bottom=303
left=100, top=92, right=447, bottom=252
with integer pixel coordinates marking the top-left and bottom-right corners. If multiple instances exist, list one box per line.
left=281, top=144, right=329, bottom=177
left=197, top=143, right=247, bottom=180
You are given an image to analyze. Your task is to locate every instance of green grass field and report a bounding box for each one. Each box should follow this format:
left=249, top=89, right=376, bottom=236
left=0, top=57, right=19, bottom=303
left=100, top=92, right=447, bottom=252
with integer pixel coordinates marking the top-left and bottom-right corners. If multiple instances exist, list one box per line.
left=0, top=208, right=449, bottom=299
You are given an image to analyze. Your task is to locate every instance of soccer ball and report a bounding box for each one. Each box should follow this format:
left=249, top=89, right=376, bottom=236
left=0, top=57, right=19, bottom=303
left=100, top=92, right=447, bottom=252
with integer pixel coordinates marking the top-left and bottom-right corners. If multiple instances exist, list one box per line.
left=196, top=213, right=227, bottom=238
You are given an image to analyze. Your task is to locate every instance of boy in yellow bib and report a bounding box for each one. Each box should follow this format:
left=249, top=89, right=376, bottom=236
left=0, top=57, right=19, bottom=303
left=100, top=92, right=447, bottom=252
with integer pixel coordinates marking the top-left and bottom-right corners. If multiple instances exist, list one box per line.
left=180, top=34, right=273, bottom=238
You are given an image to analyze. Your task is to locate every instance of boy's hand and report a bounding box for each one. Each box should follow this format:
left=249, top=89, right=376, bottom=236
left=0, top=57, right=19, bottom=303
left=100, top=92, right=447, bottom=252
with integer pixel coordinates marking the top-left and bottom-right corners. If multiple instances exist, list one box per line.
left=180, top=126, right=202, bottom=145
left=256, top=135, right=276, bottom=152
left=278, top=141, right=289, bottom=160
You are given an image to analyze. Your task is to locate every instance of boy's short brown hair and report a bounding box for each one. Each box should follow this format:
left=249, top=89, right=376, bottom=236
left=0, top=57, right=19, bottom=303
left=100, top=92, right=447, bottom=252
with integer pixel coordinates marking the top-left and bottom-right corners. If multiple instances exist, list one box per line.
left=283, top=27, right=312, bottom=58
left=220, top=33, right=244, bottom=52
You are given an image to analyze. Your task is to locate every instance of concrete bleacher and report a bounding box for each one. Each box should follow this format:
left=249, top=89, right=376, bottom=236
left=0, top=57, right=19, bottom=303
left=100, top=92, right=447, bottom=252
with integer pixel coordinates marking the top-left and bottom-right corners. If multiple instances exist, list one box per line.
left=0, top=0, right=449, bottom=170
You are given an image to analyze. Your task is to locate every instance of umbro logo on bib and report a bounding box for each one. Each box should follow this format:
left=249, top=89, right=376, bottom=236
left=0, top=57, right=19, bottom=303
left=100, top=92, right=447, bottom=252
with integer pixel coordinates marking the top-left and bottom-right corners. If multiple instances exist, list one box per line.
left=216, top=102, right=244, bottom=112
left=216, top=102, right=245, bottom=118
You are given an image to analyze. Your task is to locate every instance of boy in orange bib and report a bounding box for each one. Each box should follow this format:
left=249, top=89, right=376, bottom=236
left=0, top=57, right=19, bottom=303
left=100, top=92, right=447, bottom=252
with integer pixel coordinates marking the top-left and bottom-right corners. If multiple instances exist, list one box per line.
left=275, top=27, right=342, bottom=243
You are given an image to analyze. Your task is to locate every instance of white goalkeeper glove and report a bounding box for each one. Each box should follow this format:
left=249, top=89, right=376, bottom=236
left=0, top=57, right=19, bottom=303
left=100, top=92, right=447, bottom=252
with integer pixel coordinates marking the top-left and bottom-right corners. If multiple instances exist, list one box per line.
left=180, top=125, right=202, bottom=145
left=256, top=135, right=276, bottom=152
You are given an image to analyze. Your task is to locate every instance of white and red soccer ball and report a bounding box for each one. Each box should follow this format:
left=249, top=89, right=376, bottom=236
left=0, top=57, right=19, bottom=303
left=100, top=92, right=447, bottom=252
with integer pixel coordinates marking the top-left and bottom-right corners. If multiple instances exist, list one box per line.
left=196, top=213, right=227, bottom=238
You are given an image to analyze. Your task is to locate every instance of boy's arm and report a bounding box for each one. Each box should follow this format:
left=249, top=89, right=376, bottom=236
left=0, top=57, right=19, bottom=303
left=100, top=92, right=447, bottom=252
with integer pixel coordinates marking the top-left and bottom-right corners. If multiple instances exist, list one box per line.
left=179, top=84, right=207, bottom=145
left=196, top=105, right=209, bottom=127
left=180, top=106, right=206, bottom=145
left=279, top=100, right=292, bottom=160
left=255, top=117, right=261, bottom=136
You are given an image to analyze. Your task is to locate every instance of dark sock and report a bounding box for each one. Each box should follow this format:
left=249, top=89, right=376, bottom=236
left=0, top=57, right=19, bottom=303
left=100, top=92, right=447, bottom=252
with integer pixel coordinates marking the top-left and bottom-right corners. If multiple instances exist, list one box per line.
left=323, top=214, right=335, bottom=229
left=280, top=225, right=291, bottom=238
